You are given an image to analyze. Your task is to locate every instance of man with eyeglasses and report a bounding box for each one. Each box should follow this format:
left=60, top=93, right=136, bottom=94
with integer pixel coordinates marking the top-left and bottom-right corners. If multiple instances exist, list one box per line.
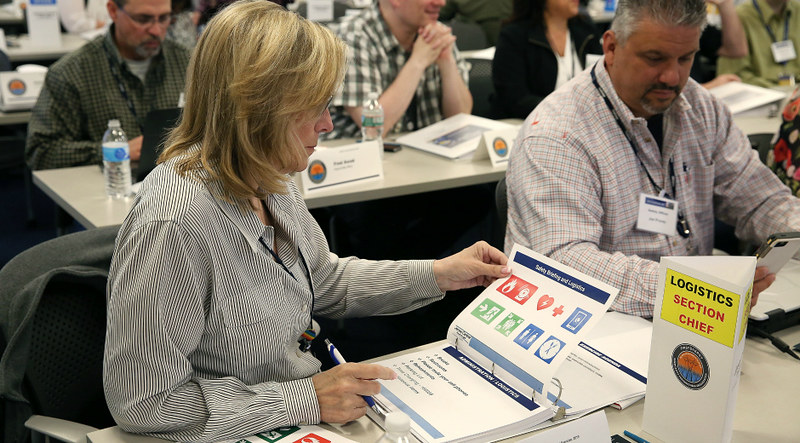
left=25, top=0, right=190, bottom=171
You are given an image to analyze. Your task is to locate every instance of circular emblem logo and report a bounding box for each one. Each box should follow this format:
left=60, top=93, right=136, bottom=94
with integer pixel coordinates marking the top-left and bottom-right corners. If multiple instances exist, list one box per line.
left=492, top=137, right=508, bottom=157
left=671, top=343, right=710, bottom=390
left=8, top=79, right=26, bottom=96
left=307, top=160, right=327, bottom=184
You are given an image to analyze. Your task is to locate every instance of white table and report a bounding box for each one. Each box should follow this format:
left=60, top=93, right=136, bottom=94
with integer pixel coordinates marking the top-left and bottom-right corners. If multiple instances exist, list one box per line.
left=32, top=146, right=507, bottom=229
left=85, top=321, right=800, bottom=443
left=6, top=33, right=87, bottom=63
left=0, top=109, right=30, bottom=125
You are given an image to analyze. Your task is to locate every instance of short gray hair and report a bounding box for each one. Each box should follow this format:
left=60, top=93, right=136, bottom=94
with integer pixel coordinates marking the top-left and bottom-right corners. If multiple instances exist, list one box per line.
left=610, top=0, right=707, bottom=45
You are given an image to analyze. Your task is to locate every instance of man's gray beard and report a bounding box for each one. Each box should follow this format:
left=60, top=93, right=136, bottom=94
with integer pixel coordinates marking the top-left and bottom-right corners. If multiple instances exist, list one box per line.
left=135, top=43, right=161, bottom=59
left=641, top=97, right=676, bottom=116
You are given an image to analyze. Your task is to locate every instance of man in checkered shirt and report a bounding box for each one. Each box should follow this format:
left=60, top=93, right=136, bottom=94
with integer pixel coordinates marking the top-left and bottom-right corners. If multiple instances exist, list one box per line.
left=25, top=0, right=190, bottom=170
left=506, top=0, right=800, bottom=317
left=326, top=0, right=473, bottom=139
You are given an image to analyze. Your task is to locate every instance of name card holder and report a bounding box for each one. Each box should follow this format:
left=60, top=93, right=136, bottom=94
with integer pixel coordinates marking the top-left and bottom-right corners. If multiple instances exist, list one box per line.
left=301, top=141, right=383, bottom=194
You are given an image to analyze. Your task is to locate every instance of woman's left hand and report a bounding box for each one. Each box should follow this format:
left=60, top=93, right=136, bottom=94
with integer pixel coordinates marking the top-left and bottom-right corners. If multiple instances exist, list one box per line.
left=433, top=241, right=511, bottom=291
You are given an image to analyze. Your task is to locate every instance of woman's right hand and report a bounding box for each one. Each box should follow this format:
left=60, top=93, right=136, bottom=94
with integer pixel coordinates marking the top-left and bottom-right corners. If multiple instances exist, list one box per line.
left=311, top=362, right=396, bottom=423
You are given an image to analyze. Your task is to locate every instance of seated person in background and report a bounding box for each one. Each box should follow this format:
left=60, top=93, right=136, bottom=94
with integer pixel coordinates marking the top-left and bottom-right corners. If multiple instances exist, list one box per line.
left=58, top=0, right=109, bottom=34
left=693, top=0, right=749, bottom=89
left=103, top=3, right=510, bottom=440
left=717, top=0, right=800, bottom=87
left=768, top=86, right=800, bottom=195
left=438, top=0, right=513, bottom=46
left=25, top=0, right=190, bottom=170
left=506, top=0, right=800, bottom=318
left=326, top=0, right=473, bottom=139
left=491, top=0, right=603, bottom=119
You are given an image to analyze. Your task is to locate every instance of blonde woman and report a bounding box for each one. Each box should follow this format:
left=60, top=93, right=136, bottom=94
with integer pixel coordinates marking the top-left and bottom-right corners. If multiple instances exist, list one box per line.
left=102, top=1, right=510, bottom=441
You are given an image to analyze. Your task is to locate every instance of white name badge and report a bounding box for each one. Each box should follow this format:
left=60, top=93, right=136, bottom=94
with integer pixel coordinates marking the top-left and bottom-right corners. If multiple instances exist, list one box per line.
left=472, top=126, right=519, bottom=167
left=771, top=40, right=797, bottom=64
left=300, top=141, right=383, bottom=194
left=636, top=193, right=678, bottom=236
left=306, top=0, right=333, bottom=22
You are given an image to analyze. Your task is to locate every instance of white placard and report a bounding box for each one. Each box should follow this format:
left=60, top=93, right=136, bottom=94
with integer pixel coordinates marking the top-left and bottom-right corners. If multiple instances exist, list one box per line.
left=642, top=255, right=755, bottom=443
left=306, top=0, right=334, bottom=22
left=26, top=0, right=61, bottom=47
left=300, top=141, right=383, bottom=193
left=0, top=71, right=45, bottom=111
left=473, top=126, right=520, bottom=166
left=396, top=113, right=516, bottom=159
left=0, top=28, right=7, bottom=53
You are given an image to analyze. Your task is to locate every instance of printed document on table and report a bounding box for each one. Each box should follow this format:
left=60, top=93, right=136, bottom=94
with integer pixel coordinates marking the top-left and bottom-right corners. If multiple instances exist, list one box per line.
left=396, top=113, right=516, bottom=159
left=369, top=244, right=619, bottom=443
left=709, top=82, right=787, bottom=115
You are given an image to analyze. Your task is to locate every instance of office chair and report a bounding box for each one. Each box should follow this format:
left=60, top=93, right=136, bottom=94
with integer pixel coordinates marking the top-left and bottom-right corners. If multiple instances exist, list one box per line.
left=467, top=58, right=494, bottom=119
left=747, top=132, right=775, bottom=165
left=0, top=225, right=120, bottom=443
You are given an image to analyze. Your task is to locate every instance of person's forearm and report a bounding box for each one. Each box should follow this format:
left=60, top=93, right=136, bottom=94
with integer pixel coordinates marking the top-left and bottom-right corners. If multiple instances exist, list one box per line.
left=379, top=58, right=429, bottom=135
left=716, top=0, right=748, bottom=57
left=438, top=56, right=473, bottom=117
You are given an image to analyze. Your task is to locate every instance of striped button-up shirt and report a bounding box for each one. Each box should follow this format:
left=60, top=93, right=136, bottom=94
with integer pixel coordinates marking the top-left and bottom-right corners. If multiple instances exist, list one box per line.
left=104, top=153, right=443, bottom=442
left=325, top=3, right=470, bottom=139
left=25, top=27, right=190, bottom=170
left=506, top=61, right=800, bottom=317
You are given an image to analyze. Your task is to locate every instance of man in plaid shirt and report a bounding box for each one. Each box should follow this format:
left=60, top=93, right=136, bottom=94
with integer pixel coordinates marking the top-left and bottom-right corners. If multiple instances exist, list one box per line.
left=25, top=0, right=190, bottom=170
left=507, top=0, right=800, bottom=317
left=326, top=0, right=473, bottom=138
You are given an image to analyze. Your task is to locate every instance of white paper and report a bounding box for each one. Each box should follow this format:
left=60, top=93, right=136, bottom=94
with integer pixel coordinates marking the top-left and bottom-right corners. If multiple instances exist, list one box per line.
left=0, top=28, right=7, bottom=53
left=300, top=141, right=383, bottom=193
left=518, top=410, right=611, bottom=443
left=709, top=82, right=787, bottom=115
left=396, top=113, right=516, bottom=159
left=306, top=0, right=334, bottom=22
left=369, top=244, right=619, bottom=443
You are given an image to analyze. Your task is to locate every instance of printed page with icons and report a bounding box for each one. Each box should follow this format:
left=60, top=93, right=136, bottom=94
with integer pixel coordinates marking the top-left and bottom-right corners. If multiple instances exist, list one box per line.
left=368, top=244, right=618, bottom=443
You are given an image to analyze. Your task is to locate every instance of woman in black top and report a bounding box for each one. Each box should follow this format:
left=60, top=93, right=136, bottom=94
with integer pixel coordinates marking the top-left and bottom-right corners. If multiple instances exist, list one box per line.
left=492, top=0, right=602, bottom=118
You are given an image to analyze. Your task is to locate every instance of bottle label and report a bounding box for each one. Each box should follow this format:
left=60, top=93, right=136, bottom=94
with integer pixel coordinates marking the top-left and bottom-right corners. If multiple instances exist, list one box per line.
left=362, top=115, right=384, bottom=127
left=102, top=142, right=130, bottom=162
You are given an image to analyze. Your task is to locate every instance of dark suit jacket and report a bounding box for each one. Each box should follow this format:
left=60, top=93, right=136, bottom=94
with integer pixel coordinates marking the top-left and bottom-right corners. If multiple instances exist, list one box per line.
left=491, top=16, right=603, bottom=119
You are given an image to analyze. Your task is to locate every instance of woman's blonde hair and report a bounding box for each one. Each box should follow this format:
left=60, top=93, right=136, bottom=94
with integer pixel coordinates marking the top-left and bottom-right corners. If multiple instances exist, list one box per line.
left=159, top=0, right=347, bottom=203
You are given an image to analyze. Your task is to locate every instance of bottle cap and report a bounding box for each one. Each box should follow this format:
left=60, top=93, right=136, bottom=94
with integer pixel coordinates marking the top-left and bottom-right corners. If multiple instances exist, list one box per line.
left=107, top=119, right=121, bottom=128
left=367, top=91, right=379, bottom=100
left=384, top=411, right=410, bottom=434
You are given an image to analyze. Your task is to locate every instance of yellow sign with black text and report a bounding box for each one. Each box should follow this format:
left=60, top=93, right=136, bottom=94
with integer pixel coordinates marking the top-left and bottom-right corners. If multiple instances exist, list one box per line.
left=660, top=269, right=740, bottom=347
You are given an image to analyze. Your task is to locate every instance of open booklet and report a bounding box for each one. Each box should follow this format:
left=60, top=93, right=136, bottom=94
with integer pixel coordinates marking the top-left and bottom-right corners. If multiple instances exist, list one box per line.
left=367, top=244, right=621, bottom=443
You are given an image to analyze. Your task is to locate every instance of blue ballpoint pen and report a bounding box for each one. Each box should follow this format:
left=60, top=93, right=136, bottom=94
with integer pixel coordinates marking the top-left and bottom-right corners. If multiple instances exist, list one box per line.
left=324, top=339, right=387, bottom=417
left=623, top=430, right=650, bottom=443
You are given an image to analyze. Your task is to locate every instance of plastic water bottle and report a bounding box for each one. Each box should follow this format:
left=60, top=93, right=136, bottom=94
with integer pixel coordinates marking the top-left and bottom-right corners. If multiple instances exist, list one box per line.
left=361, top=92, right=384, bottom=159
left=375, top=411, right=411, bottom=443
left=102, top=119, right=132, bottom=198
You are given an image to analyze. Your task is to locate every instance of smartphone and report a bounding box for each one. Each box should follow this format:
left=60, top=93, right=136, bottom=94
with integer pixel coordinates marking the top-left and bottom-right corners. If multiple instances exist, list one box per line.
left=383, top=141, right=403, bottom=152
left=754, top=232, right=800, bottom=274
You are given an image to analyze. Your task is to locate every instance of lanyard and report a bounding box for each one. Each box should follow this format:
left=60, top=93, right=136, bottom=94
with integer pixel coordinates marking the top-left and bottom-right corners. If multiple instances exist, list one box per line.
left=590, top=65, right=691, bottom=238
left=258, top=237, right=317, bottom=352
left=590, top=64, right=662, bottom=193
left=753, top=0, right=791, bottom=60
left=102, top=42, right=145, bottom=133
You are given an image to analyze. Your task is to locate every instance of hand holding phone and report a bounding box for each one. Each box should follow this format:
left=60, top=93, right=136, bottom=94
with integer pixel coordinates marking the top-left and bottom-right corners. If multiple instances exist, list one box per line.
left=754, top=232, right=800, bottom=274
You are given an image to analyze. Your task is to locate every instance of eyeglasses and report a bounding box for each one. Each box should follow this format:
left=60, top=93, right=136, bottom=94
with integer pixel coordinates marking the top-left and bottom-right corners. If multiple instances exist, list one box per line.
left=316, top=96, right=333, bottom=118
left=118, top=7, right=174, bottom=27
